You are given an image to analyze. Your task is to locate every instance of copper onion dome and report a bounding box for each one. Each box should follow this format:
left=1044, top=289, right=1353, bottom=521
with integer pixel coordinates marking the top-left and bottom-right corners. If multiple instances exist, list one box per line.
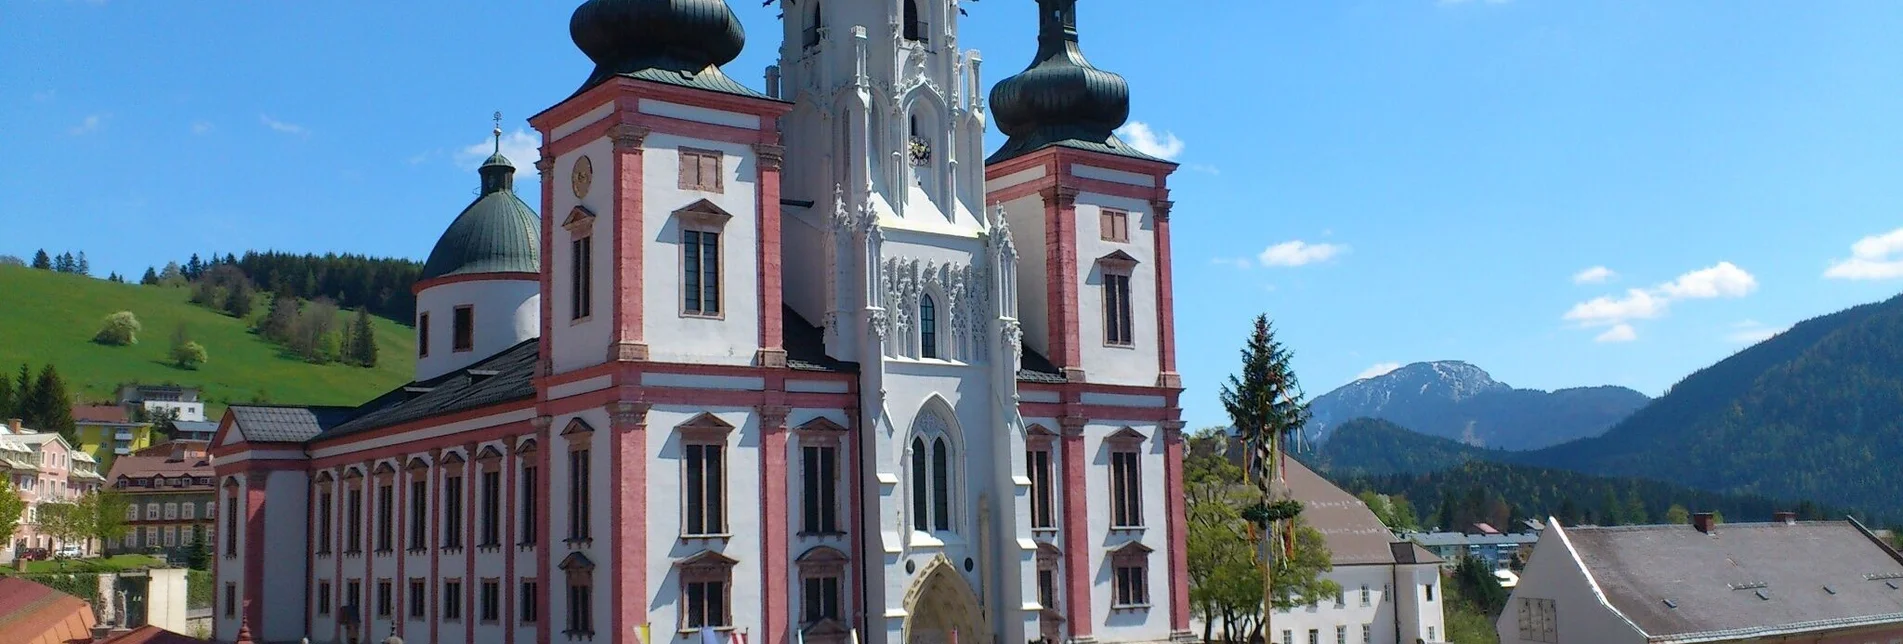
left=988, top=0, right=1155, bottom=164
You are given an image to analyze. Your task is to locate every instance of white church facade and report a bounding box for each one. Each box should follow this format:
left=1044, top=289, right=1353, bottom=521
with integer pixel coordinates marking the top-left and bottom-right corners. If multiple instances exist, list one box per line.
left=210, top=1, right=1189, bottom=644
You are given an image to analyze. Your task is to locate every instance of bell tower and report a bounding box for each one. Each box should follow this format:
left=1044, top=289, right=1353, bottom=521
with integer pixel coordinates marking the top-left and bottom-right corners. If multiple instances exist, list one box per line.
left=775, top=0, right=987, bottom=229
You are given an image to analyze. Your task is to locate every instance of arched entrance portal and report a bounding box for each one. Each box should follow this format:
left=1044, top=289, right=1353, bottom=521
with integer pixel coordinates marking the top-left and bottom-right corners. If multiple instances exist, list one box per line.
left=902, top=556, right=992, bottom=644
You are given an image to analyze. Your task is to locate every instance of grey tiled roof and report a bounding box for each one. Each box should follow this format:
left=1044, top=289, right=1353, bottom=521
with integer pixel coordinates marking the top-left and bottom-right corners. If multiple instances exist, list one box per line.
left=420, top=169, right=541, bottom=280
left=1564, top=521, right=1903, bottom=638
left=986, top=133, right=1173, bottom=167
left=227, top=405, right=355, bottom=443
left=783, top=307, right=856, bottom=373
left=1017, top=347, right=1067, bottom=384
left=316, top=339, right=540, bottom=441
left=1390, top=541, right=1442, bottom=566
left=1277, top=458, right=1405, bottom=566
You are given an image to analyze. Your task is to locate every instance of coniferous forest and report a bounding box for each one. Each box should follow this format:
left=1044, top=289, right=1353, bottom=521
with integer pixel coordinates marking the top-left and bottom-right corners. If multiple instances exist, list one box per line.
left=148, top=251, right=422, bottom=323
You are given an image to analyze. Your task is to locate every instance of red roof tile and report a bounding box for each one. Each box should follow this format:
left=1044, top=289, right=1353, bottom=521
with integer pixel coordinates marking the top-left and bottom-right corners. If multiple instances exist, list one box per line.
left=72, top=405, right=130, bottom=424
left=0, top=576, right=97, bottom=644
left=102, top=624, right=207, bottom=644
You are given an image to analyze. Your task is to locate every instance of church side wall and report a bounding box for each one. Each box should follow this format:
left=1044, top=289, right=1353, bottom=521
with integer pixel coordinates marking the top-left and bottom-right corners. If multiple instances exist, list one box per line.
left=417, top=279, right=540, bottom=381
left=640, top=134, right=763, bottom=366
left=549, top=136, right=618, bottom=375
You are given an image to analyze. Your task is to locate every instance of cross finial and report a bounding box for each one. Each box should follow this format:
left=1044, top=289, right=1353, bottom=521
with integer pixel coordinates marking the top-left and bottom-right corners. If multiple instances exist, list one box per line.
left=492, top=111, right=504, bottom=154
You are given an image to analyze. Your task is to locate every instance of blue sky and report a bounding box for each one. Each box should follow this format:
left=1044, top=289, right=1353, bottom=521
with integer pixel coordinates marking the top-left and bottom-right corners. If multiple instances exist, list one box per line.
left=6, top=1, right=1903, bottom=430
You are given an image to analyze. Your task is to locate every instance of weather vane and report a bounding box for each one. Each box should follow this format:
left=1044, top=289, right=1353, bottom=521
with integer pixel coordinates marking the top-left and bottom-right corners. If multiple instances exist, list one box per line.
left=492, top=111, right=504, bottom=154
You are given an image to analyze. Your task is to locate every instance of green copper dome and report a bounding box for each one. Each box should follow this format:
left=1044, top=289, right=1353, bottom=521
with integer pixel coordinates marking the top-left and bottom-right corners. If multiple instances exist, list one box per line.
left=421, top=154, right=541, bottom=281
left=987, top=0, right=1158, bottom=165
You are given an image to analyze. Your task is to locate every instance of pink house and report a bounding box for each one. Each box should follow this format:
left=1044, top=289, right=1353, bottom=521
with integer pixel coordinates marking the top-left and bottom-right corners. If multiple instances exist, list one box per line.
left=2, top=418, right=105, bottom=557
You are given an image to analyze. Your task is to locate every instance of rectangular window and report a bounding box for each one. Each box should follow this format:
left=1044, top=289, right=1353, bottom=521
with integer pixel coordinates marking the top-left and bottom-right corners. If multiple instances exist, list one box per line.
left=1027, top=447, right=1054, bottom=529
left=223, top=582, right=236, bottom=617
left=1282, top=631, right=1292, bottom=644
left=520, top=466, right=537, bottom=545
left=224, top=493, right=239, bottom=557
left=182, top=502, right=195, bottom=520
left=1103, top=273, right=1134, bottom=346
left=1114, top=564, right=1148, bottom=606
left=418, top=312, right=430, bottom=358
left=1335, top=591, right=1345, bottom=609
left=443, top=474, right=463, bottom=549
left=318, top=581, right=332, bottom=616
left=684, top=579, right=729, bottom=628
left=521, top=580, right=539, bottom=623
left=678, top=148, right=723, bottom=192
left=1517, top=597, right=1558, bottom=643
left=163, top=526, right=176, bottom=547
left=571, top=235, right=593, bottom=321
left=566, top=580, right=593, bottom=635
left=147, top=503, right=159, bottom=520
left=1307, top=630, right=1318, bottom=644
left=443, top=580, right=463, bottom=621
left=801, top=575, right=840, bottom=624
left=1427, top=627, right=1435, bottom=641
left=683, top=443, right=725, bottom=536
left=1100, top=208, right=1129, bottom=242
left=452, top=306, right=474, bottom=352
left=1335, top=625, right=1345, bottom=644
left=1360, top=584, right=1370, bottom=607
left=1037, top=569, right=1058, bottom=610
left=347, top=580, right=362, bottom=616
left=1361, top=624, right=1371, bottom=644
left=801, top=444, right=837, bottom=534
left=480, top=470, right=501, bottom=547
left=569, top=450, right=591, bottom=541
left=164, top=502, right=178, bottom=519
left=480, top=580, right=501, bottom=622
left=409, top=579, right=426, bottom=619
left=346, top=488, right=363, bottom=553
left=376, top=483, right=394, bottom=552
left=408, top=480, right=427, bottom=551
left=1110, top=449, right=1143, bottom=527
left=682, top=230, right=721, bottom=316
left=1425, top=583, right=1435, bottom=602
left=376, top=580, right=393, bottom=618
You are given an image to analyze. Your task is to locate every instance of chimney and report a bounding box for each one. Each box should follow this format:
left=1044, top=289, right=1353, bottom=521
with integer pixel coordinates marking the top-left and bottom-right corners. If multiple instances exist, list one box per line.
left=1773, top=511, right=1797, bottom=525
left=5, top=418, right=19, bottom=433
left=765, top=65, right=782, bottom=99
left=1692, top=512, right=1715, bottom=534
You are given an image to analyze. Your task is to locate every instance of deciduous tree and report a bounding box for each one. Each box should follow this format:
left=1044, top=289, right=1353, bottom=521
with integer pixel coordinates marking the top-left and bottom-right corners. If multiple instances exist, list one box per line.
left=0, top=479, right=26, bottom=549
left=93, top=311, right=142, bottom=346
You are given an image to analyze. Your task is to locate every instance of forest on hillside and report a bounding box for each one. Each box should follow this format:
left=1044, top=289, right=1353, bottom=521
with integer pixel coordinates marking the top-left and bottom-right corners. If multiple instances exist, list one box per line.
left=141, top=251, right=422, bottom=323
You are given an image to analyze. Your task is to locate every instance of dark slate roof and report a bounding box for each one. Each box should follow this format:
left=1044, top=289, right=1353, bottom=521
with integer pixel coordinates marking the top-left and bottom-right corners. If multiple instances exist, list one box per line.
left=1390, top=541, right=1442, bottom=566
left=987, top=131, right=1170, bottom=167
left=227, top=405, right=355, bottom=443
left=316, top=339, right=540, bottom=441
left=608, top=68, right=769, bottom=101
left=783, top=306, right=856, bottom=373
left=1564, top=521, right=1903, bottom=639
left=1017, top=346, right=1067, bottom=383
left=420, top=157, right=541, bottom=280
left=1276, top=457, right=1403, bottom=566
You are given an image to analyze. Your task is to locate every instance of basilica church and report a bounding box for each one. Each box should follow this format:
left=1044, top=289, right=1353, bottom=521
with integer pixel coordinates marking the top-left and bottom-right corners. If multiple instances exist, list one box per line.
left=210, top=1, right=1187, bottom=643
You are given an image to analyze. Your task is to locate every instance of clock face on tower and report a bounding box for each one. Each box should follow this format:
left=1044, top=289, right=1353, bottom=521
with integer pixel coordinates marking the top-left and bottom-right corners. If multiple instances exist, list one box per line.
left=571, top=155, right=593, bottom=199
left=908, top=136, right=932, bottom=167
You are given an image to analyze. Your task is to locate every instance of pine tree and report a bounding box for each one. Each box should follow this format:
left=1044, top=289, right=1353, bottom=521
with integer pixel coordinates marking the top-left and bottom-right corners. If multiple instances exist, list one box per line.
left=75, top=252, right=90, bottom=276
left=54, top=252, right=74, bottom=273
left=30, top=249, right=50, bottom=270
left=29, top=364, right=75, bottom=437
left=223, top=280, right=255, bottom=318
left=350, top=307, right=378, bottom=367
left=140, top=267, right=159, bottom=285
left=0, top=369, right=12, bottom=420
left=1220, top=315, right=1309, bottom=488
left=185, top=254, right=203, bottom=280
left=259, top=295, right=299, bottom=343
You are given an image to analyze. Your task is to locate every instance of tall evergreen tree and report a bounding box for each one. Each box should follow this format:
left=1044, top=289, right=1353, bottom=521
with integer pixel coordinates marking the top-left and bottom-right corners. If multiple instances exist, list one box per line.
left=0, top=368, right=12, bottom=420
left=30, top=249, right=50, bottom=270
left=140, top=267, right=159, bottom=285
left=185, top=254, right=203, bottom=280
left=29, top=364, right=75, bottom=437
left=1220, top=315, right=1309, bottom=488
left=75, top=251, right=90, bottom=276
left=350, top=307, right=378, bottom=367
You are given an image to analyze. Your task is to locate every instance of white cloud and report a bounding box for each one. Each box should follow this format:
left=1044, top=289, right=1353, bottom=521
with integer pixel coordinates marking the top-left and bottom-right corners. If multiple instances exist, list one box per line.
left=68, top=113, right=104, bottom=135
left=1594, top=324, right=1638, bottom=343
left=1725, top=320, right=1784, bottom=344
left=190, top=121, right=213, bottom=135
left=1824, top=227, right=1903, bottom=280
left=1564, top=261, right=1758, bottom=340
left=1114, top=121, right=1184, bottom=161
left=1257, top=240, right=1347, bottom=267
left=1356, top=362, right=1402, bottom=380
left=1572, top=265, right=1616, bottom=284
left=458, top=128, right=542, bottom=171
left=260, top=114, right=308, bottom=136
left=1656, top=261, right=1757, bottom=299
left=1186, top=163, right=1221, bottom=175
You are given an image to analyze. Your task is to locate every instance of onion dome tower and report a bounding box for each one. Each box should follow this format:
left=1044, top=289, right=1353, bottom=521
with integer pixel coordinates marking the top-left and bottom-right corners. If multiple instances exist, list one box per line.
left=987, top=0, right=1151, bottom=164
left=414, top=115, right=542, bottom=381
left=567, top=0, right=764, bottom=98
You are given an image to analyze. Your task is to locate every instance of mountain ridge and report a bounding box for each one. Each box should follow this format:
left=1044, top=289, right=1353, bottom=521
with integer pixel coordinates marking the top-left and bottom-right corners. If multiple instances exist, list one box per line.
left=1304, top=360, right=1649, bottom=450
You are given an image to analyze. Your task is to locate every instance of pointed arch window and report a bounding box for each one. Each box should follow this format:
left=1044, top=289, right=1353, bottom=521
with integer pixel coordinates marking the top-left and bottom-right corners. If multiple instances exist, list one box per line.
left=903, top=0, right=926, bottom=43
left=803, top=2, right=824, bottom=49
left=919, top=293, right=939, bottom=359
left=908, top=410, right=956, bottom=534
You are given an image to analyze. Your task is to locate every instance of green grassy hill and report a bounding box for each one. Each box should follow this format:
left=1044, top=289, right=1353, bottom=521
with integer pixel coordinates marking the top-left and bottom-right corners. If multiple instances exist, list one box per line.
left=0, top=265, right=416, bottom=413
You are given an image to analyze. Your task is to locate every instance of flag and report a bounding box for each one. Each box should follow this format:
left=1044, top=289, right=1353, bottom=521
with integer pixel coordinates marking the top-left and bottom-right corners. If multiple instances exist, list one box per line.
left=734, top=631, right=749, bottom=644
left=950, top=629, right=959, bottom=644
left=848, top=628, right=860, bottom=644
left=637, top=624, right=652, bottom=644
left=701, top=627, right=722, bottom=644
left=798, top=628, right=807, bottom=644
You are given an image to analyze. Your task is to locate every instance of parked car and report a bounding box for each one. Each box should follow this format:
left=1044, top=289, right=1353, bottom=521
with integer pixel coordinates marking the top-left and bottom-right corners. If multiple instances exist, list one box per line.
left=54, top=544, right=83, bottom=559
left=16, top=548, right=49, bottom=561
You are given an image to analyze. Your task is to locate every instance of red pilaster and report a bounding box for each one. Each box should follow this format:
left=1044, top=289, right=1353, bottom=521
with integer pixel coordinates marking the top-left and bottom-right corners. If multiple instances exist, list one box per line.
left=533, top=417, right=554, bottom=644
left=1151, top=200, right=1180, bottom=388
left=1059, top=415, right=1092, bottom=638
left=759, top=406, right=793, bottom=644
left=611, top=402, right=651, bottom=644
left=1045, top=186, right=1083, bottom=378
left=755, top=144, right=788, bottom=367
left=465, top=442, right=478, bottom=642
left=394, top=464, right=407, bottom=640
left=241, top=471, right=268, bottom=636
left=503, top=439, right=516, bottom=644
left=537, top=156, right=556, bottom=377
left=429, top=450, right=443, bottom=644
left=1163, top=421, right=1190, bottom=632
left=611, top=124, right=651, bottom=362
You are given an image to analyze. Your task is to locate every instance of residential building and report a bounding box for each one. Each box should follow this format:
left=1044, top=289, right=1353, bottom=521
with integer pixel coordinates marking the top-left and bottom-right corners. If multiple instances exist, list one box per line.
left=170, top=420, right=219, bottom=443
left=1406, top=530, right=1540, bottom=571
left=72, top=403, right=158, bottom=465
left=1499, top=513, right=1903, bottom=643
left=117, top=385, right=206, bottom=423
left=212, top=1, right=1192, bottom=643
left=108, top=441, right=216, bottom=559
left=1264, top=459, right=1446, bottom=644
left=1, top=418, right=105, bottom=557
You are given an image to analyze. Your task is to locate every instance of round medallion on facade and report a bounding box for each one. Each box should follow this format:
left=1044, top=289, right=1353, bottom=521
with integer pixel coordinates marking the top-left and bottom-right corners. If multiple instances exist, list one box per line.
left=571, top=155, right=593, bottom=199
left=908, top=136, right=932, bottom=167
